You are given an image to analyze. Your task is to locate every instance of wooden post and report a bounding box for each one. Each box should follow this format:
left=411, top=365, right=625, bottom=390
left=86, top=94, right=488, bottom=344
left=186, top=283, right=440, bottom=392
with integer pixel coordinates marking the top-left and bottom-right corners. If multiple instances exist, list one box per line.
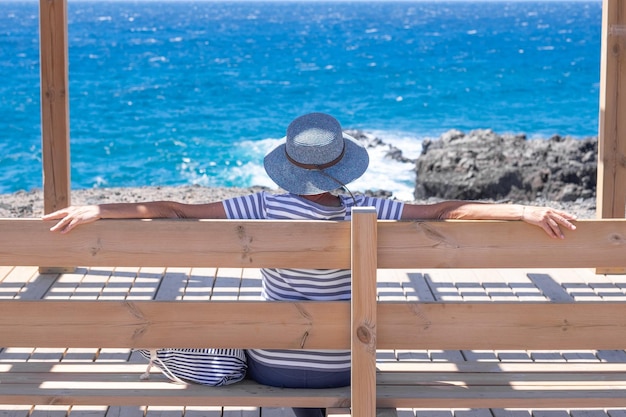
left=40, top=0, right=71, bottom=214
left=39, top=0, right=73, bottom=273
left=351, top=208, right=378, bottom=417
left=597, top=0, right=626, bottom=219
left=596, top=0, right=626, bottom=273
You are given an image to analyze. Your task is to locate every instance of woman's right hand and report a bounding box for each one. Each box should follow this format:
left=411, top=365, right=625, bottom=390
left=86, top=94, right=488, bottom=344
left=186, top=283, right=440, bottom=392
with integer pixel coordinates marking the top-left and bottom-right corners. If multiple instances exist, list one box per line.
left=43, top=205, right=102, bottom=234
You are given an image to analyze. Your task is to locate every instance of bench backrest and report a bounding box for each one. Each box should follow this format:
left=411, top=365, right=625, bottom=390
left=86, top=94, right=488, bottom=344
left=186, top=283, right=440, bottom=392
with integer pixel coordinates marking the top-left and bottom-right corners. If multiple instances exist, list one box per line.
left=2, top=213, right=624, bottom=269
left=2, top=209, right=626, bottom=416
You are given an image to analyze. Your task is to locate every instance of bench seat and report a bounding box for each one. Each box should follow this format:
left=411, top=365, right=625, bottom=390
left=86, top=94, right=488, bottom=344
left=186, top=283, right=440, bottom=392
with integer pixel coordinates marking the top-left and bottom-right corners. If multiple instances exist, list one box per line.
left=2, top=362, right=626, bottom=409
left=0, top=363, right=349, bottom=408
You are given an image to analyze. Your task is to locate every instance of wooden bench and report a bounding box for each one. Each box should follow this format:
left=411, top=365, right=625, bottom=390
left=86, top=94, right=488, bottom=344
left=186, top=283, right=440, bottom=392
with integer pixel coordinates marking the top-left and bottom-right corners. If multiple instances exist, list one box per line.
left=2, top=208, right=626, bottom=416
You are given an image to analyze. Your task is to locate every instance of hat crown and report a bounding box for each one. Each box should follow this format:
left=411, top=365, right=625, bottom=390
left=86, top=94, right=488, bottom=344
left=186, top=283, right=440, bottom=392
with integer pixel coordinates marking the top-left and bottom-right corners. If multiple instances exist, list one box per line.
left=263, top=112, right=369, bottom=195
left=285, top=113, right=344, bottom=166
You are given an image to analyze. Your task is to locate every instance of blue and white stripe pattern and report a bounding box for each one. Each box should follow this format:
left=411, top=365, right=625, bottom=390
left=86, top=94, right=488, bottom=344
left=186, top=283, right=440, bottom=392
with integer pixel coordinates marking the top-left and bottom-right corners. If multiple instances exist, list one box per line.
left=137, top=348, right=247, bottom=386
left=223, top=191, right=404, bottom=372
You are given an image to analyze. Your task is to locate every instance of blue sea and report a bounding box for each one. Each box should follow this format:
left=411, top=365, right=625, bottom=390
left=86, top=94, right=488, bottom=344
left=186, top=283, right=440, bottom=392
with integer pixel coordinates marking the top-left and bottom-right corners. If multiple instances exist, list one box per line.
left=0, top=1, right=602, bottom=200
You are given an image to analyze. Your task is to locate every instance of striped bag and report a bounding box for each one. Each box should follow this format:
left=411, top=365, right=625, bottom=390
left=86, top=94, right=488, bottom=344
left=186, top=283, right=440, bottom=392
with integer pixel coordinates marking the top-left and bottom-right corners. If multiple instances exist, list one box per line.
left=137, top=348, right=247, bottom=386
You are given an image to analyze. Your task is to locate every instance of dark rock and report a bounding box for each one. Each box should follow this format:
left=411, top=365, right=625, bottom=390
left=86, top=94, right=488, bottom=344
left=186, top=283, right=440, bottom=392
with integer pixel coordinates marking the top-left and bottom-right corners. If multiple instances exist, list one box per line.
left=414, top=129, right=597, bottom=202
left=345, top=129, right=415, bottom=165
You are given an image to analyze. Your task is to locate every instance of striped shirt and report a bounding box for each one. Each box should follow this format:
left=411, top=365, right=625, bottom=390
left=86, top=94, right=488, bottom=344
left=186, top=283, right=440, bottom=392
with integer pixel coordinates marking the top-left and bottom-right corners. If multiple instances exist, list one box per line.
left=222, top=191, right=404, bottom=372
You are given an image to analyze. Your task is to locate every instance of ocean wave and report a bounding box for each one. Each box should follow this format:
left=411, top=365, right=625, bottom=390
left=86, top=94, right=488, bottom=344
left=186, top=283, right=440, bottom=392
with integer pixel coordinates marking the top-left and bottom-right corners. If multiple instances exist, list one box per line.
left=175, top=132, right=424, bottom=201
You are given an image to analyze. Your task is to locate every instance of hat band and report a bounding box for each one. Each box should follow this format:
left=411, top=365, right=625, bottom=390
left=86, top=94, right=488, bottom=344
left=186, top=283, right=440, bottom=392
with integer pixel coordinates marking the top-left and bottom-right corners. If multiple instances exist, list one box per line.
left=284, top=144, right=346, bottom=170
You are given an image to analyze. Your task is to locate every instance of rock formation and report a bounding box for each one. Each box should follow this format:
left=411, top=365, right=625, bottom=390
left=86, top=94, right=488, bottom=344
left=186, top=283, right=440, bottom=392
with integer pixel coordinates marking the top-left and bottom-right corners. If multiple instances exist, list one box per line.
left=414, top=129, right=597, bottom=202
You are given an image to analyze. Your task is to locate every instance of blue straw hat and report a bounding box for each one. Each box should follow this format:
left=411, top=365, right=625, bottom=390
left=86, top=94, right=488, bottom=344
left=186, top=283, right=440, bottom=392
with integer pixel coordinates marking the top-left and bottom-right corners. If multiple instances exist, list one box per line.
left=264, top=113, right=370, bottom=195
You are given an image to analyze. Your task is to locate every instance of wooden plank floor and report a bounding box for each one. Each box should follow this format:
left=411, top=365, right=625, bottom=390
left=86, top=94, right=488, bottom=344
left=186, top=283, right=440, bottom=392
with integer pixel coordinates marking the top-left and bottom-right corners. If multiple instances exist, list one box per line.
left=1, top=266, right=626, bottom=417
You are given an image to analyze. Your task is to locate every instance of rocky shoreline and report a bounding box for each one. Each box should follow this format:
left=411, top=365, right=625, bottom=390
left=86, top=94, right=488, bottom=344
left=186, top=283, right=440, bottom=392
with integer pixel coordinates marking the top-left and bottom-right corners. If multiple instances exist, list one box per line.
left=0, top=129, right=599, bottom=219
left=0, top=186, right=597, bottom=221
left=414, top=129, right=597, bottom=203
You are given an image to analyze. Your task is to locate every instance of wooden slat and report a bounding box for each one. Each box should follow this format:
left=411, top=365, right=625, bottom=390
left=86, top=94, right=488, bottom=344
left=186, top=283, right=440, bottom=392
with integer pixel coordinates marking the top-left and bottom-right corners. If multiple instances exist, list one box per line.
left=376, top=302, right=626, bottom=350
left=4, top=301, right=626, bottom=350
left=0, top=219, right=350, bottom=269
left=0, top=384, right=619, bottom=409
left=375, top=361, right=626, bottom=373
left=0, top=376, right=350, bottom=408
left=0, top=300, right=349, bottom=349
left=377, top=372, right=626, bottom=386
left=377, top=219, right=626, bottom=269
left=375, top=361, right=626, bottom=385
left=351, top=208, right=378, bottom=417
left=2, top=362, right=626, bottom=408
left=0, top=363, right=157, bottom=373
left=375, top=385, right=626, bottom=409
left=2, top=219, right=626, bottom=269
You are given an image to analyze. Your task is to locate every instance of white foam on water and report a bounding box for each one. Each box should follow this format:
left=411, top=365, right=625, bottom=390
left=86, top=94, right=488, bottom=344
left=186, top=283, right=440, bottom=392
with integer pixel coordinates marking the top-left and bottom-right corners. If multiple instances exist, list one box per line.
left=235, top=132, right=425, bottom=202
left=352, top=130, right=425, bottom=201
left=178, top=131, right=426, bottom=202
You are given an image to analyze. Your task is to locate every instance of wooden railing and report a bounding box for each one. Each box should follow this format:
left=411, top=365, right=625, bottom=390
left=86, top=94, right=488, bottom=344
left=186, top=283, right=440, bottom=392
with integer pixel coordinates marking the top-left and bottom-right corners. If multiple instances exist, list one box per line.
left=1, top=210, right=626, bottom=415
left=3, top=215, right=625, bottom=269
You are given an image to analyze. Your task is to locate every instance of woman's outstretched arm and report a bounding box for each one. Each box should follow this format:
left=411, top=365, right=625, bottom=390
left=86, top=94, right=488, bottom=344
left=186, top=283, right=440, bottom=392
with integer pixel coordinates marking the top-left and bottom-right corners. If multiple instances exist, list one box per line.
left=401, top=201, right=577, bottom=239
left=43, top=201, right=227, bottom=234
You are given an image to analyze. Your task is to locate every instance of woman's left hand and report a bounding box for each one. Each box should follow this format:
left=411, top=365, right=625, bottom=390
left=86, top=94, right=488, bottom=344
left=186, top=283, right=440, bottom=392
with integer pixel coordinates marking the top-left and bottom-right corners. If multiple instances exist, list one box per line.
left=520, top=206, right=577, bottom=239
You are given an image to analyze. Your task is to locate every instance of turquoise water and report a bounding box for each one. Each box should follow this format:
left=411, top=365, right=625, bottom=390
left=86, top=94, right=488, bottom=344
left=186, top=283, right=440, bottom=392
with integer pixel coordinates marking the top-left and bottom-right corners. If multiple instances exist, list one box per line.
left=0, top=1, right=602, bottom=198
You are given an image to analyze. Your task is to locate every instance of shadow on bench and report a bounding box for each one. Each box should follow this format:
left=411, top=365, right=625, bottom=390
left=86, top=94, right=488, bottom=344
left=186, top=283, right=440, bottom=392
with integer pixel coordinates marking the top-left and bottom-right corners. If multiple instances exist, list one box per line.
left=2, top=361, right=626, bottom=409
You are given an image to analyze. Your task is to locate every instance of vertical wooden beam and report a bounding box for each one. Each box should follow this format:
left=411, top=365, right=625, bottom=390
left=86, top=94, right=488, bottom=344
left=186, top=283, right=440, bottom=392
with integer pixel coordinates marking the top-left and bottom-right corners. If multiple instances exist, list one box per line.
left=597, top=0, right=626, bottom=274
left=40, top=0, right=71, bottom=215
left=351, top=208, right=377, bottom=417
left=39, top=0, right=73, bottom=274
left=597, top=0, right=626, bottom=219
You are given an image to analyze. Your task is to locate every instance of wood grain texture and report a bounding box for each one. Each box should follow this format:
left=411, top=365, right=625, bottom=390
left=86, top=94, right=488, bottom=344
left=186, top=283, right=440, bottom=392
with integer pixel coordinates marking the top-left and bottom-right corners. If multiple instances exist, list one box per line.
left=39, top=0, right=70, bottom=214
left=351, top=208, right=378, bottom=417
left=597, top=0, right=626, bottom=219
left=2, top=219, right=626, bottom=269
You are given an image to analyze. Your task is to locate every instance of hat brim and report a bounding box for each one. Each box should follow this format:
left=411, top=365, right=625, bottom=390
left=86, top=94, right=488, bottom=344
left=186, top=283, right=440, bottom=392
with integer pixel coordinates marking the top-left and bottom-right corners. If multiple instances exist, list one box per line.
left=263, top=133, right=369, bottom=195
